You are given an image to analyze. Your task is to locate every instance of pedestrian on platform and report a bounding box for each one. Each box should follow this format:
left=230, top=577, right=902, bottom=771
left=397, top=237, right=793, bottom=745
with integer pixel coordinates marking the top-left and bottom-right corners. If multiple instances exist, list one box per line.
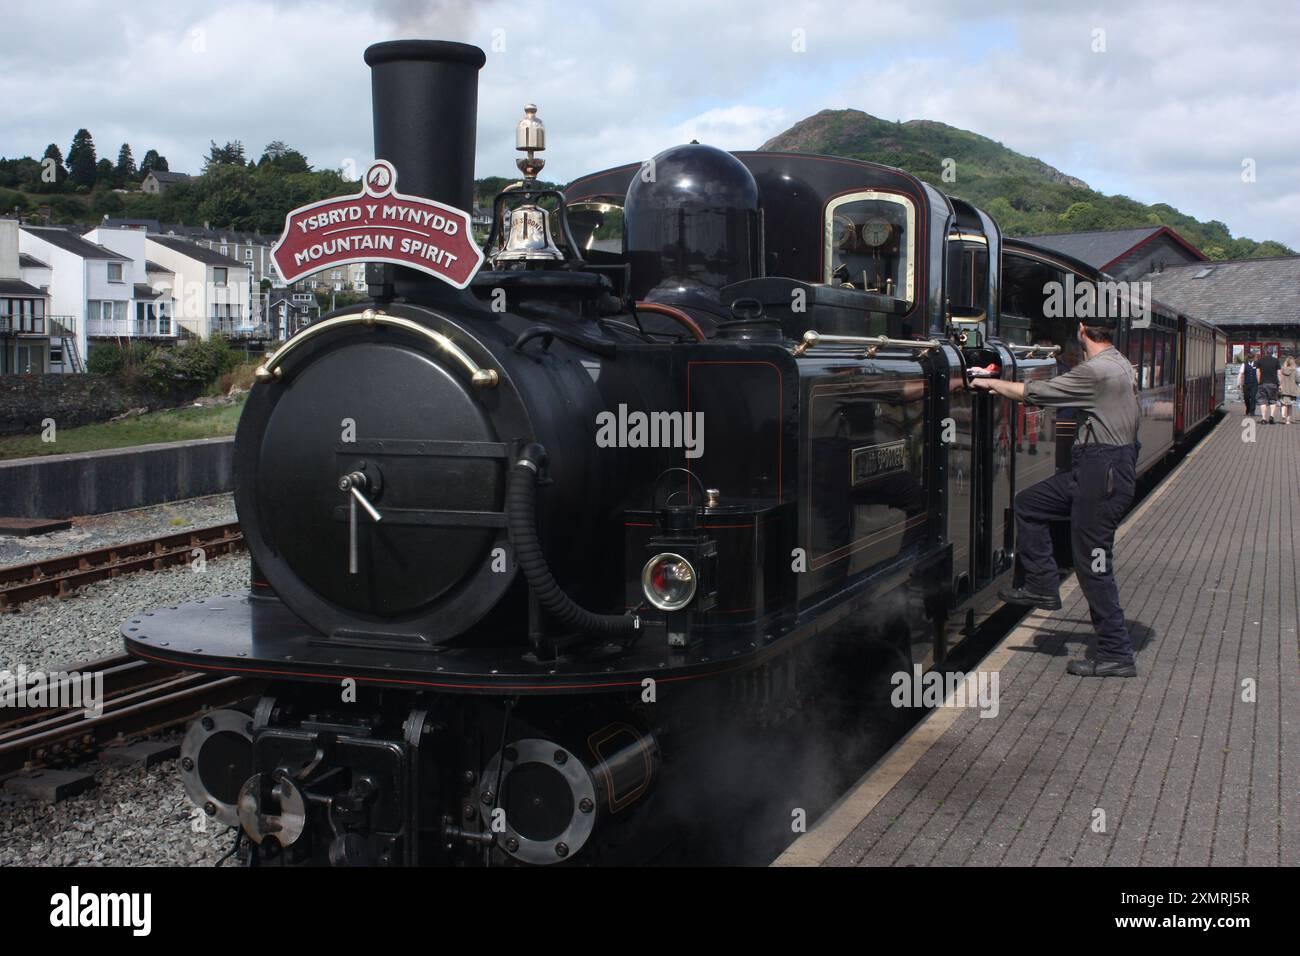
left=1237, top=354, right=1259, bottom=418
left=1255, top=349, right=1281, bottom=423
left=971, top=316, right=1141, bottom=678
left=1281, top=356, right=1298, bottom=425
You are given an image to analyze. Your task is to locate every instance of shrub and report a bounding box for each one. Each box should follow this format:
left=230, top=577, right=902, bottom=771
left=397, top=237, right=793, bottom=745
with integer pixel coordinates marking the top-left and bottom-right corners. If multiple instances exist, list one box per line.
left=217, top=361, right=259, bottom=395
left=87, top=341, right=154, bottom=380
left=139, top=337, right=240, bottom=395
left=87, top=343, right=125, bottom=377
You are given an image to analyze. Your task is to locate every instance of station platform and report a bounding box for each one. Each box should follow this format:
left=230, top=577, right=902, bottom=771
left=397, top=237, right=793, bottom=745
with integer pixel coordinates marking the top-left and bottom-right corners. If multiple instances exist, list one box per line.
left=776, top=409, right=1299, bottom=867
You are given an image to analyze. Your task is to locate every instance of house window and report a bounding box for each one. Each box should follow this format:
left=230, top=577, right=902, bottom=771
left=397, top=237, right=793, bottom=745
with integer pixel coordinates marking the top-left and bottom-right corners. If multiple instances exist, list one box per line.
left=220, top=246, right=229, bottom=256
left=107, top=262, right=124, bottom=282
left=214, top=267, right=228, bottom=286
left=244, top=248, right=254, bottom=259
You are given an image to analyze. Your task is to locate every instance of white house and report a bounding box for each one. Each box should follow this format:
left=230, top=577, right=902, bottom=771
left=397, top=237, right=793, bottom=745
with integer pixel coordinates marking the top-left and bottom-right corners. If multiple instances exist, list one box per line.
left=19, top=226, right=132, bottom=373
left=144, top=235, right=251, bottom=339
left=1, top=218, right=56, bottom=374
left=83, top=227, right=178, bottom=340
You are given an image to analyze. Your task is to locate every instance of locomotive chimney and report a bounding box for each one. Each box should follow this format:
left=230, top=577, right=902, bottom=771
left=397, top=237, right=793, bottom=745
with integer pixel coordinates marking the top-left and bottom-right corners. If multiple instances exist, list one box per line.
left=363, top=40, right=487, bottom=213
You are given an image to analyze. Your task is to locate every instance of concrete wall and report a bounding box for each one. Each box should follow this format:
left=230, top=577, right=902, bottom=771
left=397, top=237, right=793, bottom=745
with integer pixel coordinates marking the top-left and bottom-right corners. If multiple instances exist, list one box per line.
left=0, top=436, right=234, bottom=518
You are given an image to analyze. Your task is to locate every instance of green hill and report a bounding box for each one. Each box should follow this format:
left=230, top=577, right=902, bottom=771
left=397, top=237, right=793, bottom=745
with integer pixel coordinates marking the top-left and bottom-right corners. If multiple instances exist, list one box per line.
left=761, top=109, right=1292, bottom=260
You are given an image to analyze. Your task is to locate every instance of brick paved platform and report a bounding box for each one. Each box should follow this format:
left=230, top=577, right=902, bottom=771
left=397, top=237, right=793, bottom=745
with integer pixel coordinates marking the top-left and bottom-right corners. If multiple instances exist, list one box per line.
left=776, top=410, right=1299, bottom=867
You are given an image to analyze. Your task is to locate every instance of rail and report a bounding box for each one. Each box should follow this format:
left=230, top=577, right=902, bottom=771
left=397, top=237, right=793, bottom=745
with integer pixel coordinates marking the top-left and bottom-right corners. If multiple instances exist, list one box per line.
left=0, top=523, right=245, bottom=611
left=0, top=652, right=255, bottom=777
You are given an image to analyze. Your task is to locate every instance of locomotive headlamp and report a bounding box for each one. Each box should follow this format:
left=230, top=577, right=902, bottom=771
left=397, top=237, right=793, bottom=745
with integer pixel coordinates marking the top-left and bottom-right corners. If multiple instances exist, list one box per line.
left=641, top=552, right=699, bottom=611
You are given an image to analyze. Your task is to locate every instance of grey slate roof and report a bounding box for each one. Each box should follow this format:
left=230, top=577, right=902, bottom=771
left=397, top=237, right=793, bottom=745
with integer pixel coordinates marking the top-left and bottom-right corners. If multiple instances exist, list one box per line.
left=144, top=259, right=173, bottom=274
left=1019, top=227, right=1165, bottom=270
left=1141, top=257, right=1300, bottom=327
left=145, top=171, right=193, bottom=184
left=20, top=226, right=125, bottom=260
left=0, top=278, right=45, bottom=296
left=146, top=234, right=245, bottom=267
left=160, top=223, right=275, bottom=245
left=133, top=283, right=163, bottom=300
left=17, top=252, right=49, bottom=269
left=103, top=218, right=162, bottom=231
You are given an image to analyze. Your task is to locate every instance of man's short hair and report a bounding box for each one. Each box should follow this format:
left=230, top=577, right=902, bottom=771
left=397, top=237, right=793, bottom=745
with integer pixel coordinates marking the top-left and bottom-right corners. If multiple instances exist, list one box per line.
left=1081, top=324, right=1113, bottom=343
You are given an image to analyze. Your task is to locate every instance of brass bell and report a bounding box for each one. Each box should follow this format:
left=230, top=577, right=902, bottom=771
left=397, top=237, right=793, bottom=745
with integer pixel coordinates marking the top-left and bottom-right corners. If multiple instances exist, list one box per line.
left=495, top=204, right=563, bottom=263
left=492, top=104, right=564, bottom=264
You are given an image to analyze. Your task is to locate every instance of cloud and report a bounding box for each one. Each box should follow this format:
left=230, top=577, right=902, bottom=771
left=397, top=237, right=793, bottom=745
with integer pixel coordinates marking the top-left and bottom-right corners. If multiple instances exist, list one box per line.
left=1, top=0, right=1296, bottom=247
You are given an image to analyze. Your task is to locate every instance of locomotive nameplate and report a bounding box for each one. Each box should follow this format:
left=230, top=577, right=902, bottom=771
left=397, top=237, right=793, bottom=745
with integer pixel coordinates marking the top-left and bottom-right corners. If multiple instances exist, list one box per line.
left=271, top=160, right=484, bottom=289
left=851, top=440, right=906, bottom=484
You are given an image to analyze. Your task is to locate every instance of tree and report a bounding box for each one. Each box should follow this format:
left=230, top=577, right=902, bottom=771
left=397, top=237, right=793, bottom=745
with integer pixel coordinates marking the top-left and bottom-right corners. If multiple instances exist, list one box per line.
left=114, top=143, right=136, bottom=187
left=258, top=141, right=310, bottom=174
left=139, top=149, right=169, bottom=176
left=34, top=144, right=68, bottom=192
left=204, top=140, right=246, bottom=171
left=196, top=163, right=256, bottom=230
left=67, top=128, right=97, bottom=188
left=95, top=158, right=115, bottom=187
left=91, top=188, right=124, bottom=219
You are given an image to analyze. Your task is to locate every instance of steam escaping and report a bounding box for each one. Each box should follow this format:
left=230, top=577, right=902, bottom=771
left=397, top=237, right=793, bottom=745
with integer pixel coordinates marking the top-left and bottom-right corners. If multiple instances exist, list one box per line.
left=367, top=0, right=494, bottom=38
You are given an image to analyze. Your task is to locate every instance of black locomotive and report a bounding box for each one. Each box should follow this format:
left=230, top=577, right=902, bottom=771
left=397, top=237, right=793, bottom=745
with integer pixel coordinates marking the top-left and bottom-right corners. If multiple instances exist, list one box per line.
left=123, top=39, right=1223, bottom=866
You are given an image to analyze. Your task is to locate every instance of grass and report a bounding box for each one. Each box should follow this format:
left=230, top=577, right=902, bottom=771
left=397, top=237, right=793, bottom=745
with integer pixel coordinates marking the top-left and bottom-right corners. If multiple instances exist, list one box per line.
left=0, top=394, right=247, bottom=461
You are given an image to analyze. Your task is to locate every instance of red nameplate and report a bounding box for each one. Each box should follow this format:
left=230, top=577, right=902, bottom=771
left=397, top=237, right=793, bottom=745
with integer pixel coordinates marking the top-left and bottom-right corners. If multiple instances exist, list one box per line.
left=271, top=160, right=484, bottom=289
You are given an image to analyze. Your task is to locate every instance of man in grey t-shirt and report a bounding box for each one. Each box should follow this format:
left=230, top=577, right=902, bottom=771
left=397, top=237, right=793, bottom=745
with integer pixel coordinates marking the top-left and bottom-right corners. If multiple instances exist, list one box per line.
left=972, top=318, right=1142, bottom=678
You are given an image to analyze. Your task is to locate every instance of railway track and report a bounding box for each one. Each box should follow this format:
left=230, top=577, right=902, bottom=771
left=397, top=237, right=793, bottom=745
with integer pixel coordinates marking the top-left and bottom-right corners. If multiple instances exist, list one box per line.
left=0, top=653, right=255, bottom=778
left=0, top=522, right=245, bottom=611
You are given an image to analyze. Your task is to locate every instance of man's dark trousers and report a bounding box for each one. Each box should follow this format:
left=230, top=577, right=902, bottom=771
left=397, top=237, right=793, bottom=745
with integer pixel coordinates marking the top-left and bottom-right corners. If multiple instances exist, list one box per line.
left=1014, top=443, right=1138, bottom=664
left=1244, top=384, right=1258, bottom=417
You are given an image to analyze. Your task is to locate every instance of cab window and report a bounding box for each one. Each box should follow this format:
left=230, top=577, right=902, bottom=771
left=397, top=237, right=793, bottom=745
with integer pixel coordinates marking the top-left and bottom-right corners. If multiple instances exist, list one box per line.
left=824, top=192, right=916, bottom=303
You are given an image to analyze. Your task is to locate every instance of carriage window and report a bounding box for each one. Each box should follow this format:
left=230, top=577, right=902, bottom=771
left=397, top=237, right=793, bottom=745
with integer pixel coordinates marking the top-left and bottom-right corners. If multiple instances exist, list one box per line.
left=825, top=192, right=916, bottom=303
left=1140, top=330, right=1154, bottom=389
left=1153, top=333, right=1165, bottom=387
left=566, top=201, right=624, bottom=255
left=1125, top=329, right=1143, bottom=387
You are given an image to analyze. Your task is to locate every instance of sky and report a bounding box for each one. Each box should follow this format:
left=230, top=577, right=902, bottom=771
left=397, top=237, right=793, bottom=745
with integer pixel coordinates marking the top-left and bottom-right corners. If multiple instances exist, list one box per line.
left=3, top=0, right=1298, bottom=247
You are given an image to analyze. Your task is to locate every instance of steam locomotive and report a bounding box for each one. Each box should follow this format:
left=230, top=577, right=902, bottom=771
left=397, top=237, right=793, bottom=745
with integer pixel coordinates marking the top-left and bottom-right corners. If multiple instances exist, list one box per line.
left=122, top=39, right=1224, bottom=866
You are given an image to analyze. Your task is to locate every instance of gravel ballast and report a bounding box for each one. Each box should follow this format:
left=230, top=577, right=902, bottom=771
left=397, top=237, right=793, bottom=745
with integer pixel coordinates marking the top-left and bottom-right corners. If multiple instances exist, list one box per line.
left=0, top=750, right=231, bottom=867
left=1, top=551, right=253, bottom=866
left=0, top=493, right=237, bottom=569
left=1, top=554, right=248, bottom=672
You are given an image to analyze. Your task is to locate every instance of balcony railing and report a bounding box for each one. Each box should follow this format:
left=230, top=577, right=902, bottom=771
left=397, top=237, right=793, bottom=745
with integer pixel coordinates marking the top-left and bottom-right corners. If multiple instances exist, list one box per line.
left=209, top=316, right=265, bottom=338
left=0, top=315, right=77, bottom=336
left=86, top=316, right=175, bottom=338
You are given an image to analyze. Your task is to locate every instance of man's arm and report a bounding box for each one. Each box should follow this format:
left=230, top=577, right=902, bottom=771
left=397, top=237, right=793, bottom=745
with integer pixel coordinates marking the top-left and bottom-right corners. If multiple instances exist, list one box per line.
left=970, top=378, right=1027, bottom=400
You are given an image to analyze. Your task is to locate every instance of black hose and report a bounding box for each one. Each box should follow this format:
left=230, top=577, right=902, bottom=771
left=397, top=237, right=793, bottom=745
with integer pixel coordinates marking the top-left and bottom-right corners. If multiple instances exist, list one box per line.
left=505, top=444, right=640, bottom=637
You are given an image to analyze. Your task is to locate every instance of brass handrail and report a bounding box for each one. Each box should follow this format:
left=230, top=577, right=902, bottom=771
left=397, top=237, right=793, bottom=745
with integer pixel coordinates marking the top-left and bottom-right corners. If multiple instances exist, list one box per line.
left=255, top=308, right=499, bottom=388
left=1005, top=344, right=1062, bottom=359
left=791, top=331, right=943, bottom=359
